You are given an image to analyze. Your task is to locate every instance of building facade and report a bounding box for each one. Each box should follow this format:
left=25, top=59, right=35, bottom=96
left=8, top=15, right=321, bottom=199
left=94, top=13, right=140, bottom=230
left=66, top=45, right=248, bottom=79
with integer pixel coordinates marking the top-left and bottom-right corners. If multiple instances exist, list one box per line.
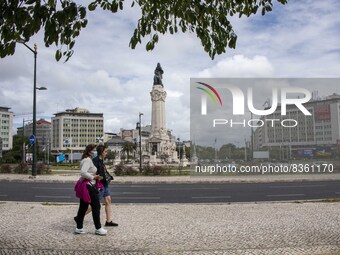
left=17, top=119, right=51, bottom=152
left=51, top=107, right=104, bottom=154
left=254, top=94, right=340, bottom=158
left=0, top=107, right=13, bottom=151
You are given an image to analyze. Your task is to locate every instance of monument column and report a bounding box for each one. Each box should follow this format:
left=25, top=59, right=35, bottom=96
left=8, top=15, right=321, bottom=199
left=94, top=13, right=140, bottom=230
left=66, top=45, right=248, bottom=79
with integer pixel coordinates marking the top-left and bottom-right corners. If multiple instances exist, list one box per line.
left=147, top=63, right=178, bottom=163
left=150, top=85, right=167, bottom=138
left=149, top=63, right=168, bottom=141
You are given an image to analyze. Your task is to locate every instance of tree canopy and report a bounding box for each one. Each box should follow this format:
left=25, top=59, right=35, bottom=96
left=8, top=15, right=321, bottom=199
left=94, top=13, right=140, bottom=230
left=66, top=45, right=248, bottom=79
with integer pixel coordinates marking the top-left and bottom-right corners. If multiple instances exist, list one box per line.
left=0, top=0, right=288, bottom=61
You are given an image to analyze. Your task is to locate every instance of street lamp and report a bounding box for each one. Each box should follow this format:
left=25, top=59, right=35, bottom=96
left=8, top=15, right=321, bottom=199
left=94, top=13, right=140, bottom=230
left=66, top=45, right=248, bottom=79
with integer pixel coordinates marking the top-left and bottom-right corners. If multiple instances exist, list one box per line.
left=18, top=41, right=46, bottom=177
left=138, top=112, right=143, bottom=172
left=177, top=137, right=181, bottom=168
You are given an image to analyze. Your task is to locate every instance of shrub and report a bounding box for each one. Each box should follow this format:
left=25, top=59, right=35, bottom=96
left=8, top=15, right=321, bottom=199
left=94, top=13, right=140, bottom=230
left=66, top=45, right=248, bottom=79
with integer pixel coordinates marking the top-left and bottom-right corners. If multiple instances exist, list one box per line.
left=126, top=166, right=139, bottom=176
left=113, top=162, right=125, bottom=176
left=37, top=163, right=51, bottom=175
left=142, top=164, right=170, bottom=176
left=113, top=163, right=140, bottom=176
left=0, top=164, right=12, bottom=173
left=14, top=162, right=29, bottom=174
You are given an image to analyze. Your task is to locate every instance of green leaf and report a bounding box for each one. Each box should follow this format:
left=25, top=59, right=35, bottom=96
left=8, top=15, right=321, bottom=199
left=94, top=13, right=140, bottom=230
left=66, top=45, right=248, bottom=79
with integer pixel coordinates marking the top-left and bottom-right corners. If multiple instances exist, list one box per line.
left=26, top=0, right=36, bottom=5
left=55, top=49, right=62, bottom=61
left=88, top=3, right=97, bottom=11
left=69, top=40, right=75, bottom=49
left=146, top=41, right=154, bottom=51
left=153, top=34, right=158, bottom=43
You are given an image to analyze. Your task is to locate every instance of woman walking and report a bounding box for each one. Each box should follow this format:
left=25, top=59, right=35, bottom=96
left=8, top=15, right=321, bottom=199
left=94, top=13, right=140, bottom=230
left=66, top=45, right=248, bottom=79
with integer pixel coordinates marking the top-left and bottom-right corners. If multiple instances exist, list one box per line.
left=74, top=144, right=107, bottom=236
left=93, top=144, right=118, bottom=227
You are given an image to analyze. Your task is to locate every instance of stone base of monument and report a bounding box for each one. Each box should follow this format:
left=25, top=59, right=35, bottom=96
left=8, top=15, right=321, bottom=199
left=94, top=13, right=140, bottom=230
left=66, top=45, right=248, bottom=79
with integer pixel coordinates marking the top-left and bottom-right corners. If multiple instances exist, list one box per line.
left=180, top=158, right=189, bottom=167
left=149, top=155, right=158, bottom=164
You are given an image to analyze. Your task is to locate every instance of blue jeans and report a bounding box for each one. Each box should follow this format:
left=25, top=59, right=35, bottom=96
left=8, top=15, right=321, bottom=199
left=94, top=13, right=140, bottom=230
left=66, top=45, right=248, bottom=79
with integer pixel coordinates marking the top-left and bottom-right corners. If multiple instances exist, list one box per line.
left=98, top=186, right=110, bottom=201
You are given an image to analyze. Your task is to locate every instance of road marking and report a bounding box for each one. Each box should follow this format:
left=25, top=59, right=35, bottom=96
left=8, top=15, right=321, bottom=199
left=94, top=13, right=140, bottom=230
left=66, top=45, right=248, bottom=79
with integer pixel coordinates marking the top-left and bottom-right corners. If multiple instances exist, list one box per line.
left=192, top=196, right=231, bottom=199
left=269, top=185, right=326, bottom=188
left=35, top=195, right=72, bottom=198
left=32, top=187, right=73, bottom=190
left=267, top=194, right=305, bottom=197
left=158, top=188, right=220, bottom=191
left=128, top=185, right=155, bottom=188
left=121, top=192, right=151, bottom=194
left=335, top=192, right=340, bottom=195
left=0, top=194, right=8, bottom=197
left=113, top=197, right=160, bottom=200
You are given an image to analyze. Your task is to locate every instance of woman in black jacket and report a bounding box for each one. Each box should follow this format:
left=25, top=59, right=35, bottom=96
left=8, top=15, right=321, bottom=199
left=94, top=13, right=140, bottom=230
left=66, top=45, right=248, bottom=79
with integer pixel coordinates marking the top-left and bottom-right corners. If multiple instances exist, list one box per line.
left=93, top=144, right=118, bottom=227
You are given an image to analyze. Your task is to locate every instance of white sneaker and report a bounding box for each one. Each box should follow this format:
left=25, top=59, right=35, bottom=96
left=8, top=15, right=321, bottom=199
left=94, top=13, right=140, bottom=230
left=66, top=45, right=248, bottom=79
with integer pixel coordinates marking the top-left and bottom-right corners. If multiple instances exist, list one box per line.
left=95, top=227, right=107, bottom=236
left=74, top=228, right=86, bottom=234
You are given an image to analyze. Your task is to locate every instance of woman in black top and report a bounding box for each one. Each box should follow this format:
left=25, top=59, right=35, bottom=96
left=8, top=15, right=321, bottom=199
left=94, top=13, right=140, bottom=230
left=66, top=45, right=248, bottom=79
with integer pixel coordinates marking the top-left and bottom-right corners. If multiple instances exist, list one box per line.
left=93, top=144, right=118, bottom=227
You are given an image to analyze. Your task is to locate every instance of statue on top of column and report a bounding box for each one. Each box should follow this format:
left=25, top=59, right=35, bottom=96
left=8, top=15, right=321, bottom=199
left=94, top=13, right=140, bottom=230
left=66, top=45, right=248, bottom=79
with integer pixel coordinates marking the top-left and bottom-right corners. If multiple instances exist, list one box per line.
left=153, top=63, right=164, bottom=86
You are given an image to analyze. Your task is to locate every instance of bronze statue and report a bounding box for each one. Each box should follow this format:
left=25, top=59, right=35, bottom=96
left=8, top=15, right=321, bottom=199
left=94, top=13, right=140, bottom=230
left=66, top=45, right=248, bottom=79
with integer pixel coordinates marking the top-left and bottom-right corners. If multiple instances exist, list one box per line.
left=153, top=63, right=164, bottom=86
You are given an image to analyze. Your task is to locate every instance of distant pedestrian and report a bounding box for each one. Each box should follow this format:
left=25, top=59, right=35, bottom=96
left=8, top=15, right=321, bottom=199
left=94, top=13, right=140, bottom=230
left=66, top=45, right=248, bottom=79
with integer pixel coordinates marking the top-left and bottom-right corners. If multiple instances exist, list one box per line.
left=74, top=144, right=107, bottom=236
left=93, top=145, right=118, bottom=227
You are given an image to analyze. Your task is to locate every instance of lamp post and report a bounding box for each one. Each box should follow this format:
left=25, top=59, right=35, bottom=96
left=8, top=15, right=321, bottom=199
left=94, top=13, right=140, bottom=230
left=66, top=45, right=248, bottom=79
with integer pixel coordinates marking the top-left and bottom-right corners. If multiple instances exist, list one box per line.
left=31, top=85, right=47, bottom=176
left=22, top=119, right=32, bottom=163
left=139, top=112, right=143, bottom=172
left=18, top=41, right=47, bottom=177
left=177, top=137, right=181, bottom=168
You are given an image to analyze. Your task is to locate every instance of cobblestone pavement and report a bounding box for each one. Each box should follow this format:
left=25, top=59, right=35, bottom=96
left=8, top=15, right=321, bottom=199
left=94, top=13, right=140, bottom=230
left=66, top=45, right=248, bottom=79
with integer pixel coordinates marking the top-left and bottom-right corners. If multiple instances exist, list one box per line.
left=0, top=201, right=340, bottom=254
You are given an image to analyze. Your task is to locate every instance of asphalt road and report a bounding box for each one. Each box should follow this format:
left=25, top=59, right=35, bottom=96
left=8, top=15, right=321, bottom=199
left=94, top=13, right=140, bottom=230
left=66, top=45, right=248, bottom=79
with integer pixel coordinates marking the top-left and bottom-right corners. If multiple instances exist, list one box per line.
left=0, top=181, right=340, bottom=203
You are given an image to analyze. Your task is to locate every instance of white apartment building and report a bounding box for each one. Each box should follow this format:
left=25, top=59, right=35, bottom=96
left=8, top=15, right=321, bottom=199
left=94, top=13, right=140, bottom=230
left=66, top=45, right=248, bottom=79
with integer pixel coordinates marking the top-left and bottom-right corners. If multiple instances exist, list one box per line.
left=51, top=107, right=104, bottom=154
left=254, top=94, right=340, bottom=157
left=17, top=119, right=51, bottom=152
left=0, top=107, right=13, bottom=152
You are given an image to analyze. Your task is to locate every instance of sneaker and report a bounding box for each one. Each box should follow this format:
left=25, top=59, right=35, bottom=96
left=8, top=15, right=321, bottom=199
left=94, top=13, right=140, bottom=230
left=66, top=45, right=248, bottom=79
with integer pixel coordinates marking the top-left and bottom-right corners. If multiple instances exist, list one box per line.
left=105, top=221, right=118, bottom=227
left=95, top=227, right=107, bottom=236
left=74, top=228, right=86, bottom=234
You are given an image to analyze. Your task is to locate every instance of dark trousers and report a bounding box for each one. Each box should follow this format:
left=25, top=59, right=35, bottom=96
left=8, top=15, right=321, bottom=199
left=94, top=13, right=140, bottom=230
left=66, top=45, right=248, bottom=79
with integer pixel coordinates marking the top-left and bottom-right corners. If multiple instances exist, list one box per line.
left=76, top=185, right=101, bottom=229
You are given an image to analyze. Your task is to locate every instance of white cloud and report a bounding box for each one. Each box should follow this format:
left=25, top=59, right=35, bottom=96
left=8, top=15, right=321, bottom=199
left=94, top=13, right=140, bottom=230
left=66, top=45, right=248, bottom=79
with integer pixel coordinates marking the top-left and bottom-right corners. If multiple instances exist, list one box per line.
left=198, top=55, right=274, bottom=78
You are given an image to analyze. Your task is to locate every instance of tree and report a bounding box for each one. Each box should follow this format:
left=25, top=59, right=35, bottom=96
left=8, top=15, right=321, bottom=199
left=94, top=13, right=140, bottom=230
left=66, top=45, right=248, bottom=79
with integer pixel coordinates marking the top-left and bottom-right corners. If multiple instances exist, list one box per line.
left=196, top=145, right=215, bottom=160
left=106, top=150, right=116, bottom=164
left=1, top=135, right=27, bottom=162
left=122, top=141, right=136, bottom=160
left=0, top=0, right=288, bottom=61
left=218, top=143, right=236, bottom=160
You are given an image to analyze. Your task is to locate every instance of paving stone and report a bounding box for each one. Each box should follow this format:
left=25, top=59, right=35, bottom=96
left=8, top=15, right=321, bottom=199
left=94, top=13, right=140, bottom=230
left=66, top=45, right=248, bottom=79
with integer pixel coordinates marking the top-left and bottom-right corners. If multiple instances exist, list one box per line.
left=0, top=202, right=340, bottom=254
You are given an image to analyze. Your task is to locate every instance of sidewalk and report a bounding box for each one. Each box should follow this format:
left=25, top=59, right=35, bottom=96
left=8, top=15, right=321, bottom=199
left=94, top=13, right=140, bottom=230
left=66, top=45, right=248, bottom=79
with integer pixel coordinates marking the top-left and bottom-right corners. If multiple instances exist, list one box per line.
left=1, top=173, right=340, bottom=254
left=1, top=171, right=340, bottom=184
left=0, top=201, right=339, bottom=254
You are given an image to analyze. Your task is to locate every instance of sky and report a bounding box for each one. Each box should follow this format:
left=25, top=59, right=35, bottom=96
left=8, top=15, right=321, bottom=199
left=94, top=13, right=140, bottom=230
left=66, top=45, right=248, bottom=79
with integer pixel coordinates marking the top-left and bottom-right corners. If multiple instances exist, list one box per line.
left=1, top=0, right=340, bottom=146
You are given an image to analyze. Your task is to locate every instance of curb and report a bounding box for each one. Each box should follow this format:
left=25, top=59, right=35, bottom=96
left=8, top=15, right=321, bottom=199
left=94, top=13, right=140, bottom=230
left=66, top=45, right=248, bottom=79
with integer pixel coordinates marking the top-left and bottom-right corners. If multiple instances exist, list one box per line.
left=1, top=173, right=340, bottom=184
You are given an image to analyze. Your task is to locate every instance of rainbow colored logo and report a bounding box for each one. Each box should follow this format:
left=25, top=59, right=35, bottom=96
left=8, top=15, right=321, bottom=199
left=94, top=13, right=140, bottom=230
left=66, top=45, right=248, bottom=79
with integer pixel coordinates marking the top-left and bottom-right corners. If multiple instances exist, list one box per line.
left=196, top=82, right=223, bottom=106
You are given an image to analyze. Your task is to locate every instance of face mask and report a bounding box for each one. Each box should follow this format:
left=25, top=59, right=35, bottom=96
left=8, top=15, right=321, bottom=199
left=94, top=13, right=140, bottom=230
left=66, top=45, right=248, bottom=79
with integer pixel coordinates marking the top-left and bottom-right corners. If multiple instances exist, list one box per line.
left=92, top=151, right=98, bottom=158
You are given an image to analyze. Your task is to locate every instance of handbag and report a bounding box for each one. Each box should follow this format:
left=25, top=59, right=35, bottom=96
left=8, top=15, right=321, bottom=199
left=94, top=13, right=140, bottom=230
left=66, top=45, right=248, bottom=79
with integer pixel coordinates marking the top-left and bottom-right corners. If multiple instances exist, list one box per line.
left=87, top=181, right=99, bottom=194
left=105, top=171, right=114, bottom=183
left=104, top=165, right=114, bottom=183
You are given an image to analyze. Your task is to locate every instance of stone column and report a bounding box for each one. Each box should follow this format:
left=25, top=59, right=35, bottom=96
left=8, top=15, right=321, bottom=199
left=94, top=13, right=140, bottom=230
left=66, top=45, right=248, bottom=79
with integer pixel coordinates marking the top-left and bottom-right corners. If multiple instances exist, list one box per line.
left=150, top=84, right=168, bottom=140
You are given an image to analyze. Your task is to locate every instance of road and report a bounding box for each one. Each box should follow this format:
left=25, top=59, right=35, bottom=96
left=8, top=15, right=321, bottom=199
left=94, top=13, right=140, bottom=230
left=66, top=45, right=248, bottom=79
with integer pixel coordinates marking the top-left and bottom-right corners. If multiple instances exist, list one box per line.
left=1, top=180, right=340, bottom=203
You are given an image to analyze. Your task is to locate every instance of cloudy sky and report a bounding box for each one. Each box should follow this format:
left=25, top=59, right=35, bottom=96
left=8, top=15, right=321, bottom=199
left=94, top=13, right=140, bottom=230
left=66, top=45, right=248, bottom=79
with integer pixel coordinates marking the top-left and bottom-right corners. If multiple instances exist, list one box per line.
left=1, top=0, right=340, bottom=145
